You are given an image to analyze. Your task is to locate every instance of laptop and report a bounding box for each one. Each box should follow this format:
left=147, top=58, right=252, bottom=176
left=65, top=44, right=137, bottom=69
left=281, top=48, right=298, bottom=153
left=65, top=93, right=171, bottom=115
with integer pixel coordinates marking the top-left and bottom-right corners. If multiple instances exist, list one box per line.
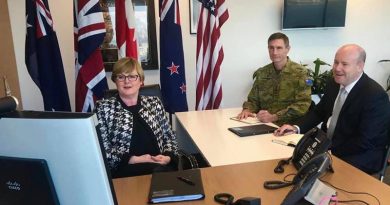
left=228, top=124, right=277, bottom=137
left=0, top=156, right=59, bottom=205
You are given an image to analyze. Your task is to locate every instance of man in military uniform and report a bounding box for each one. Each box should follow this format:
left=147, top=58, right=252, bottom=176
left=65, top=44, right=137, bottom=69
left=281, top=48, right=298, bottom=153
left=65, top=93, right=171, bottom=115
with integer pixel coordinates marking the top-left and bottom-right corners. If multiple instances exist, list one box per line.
left=237, top=32, right=311, bottom=125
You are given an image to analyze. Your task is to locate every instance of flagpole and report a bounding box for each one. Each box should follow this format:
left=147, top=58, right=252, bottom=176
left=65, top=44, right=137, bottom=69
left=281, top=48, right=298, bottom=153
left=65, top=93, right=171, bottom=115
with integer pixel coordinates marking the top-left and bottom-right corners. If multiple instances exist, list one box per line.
left=3, top=76, right=11, bottom=97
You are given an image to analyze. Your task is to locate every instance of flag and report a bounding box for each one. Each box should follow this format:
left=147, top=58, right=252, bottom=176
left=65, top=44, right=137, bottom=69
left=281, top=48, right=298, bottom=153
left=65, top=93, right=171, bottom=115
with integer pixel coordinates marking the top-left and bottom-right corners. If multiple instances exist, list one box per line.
left=116, top=0, right=138, bottom=59
left=25, top=0, right=71, bottom=111
left=195, top=0, right=229, bottom=110
left=159, top=0, right=188, bottom=113
left=74, top=0, right=108, bottom=112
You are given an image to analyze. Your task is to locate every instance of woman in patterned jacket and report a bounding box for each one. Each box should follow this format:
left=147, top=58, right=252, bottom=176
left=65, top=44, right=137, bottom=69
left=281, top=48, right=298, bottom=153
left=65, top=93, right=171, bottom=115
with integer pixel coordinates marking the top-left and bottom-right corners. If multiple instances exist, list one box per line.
left=94, top=57, right=178, bottom=178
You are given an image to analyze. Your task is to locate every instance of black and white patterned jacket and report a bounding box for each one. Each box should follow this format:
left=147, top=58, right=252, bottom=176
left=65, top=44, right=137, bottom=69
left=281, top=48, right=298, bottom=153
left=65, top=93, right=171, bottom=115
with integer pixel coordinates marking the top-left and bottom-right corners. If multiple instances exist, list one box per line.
left=94, top=95, right=178, bottom=170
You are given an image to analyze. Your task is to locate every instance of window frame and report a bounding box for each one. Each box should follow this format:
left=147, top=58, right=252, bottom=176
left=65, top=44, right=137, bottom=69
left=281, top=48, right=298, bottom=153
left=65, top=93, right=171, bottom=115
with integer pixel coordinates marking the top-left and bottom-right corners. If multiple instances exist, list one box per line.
left=137, top=0, right=158, bottom=70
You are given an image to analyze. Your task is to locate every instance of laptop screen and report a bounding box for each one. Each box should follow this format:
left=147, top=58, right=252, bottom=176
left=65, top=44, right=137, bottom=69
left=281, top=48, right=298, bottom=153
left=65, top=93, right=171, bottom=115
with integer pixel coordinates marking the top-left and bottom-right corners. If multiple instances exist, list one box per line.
left=0, top=156, right=59, bottom=205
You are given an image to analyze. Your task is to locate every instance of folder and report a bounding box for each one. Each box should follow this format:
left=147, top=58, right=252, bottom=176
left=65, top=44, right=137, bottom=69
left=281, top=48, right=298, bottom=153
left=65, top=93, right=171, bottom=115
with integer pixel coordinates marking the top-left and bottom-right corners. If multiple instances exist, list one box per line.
left=148, top=169, right=205, bottom=203
left=228, top=124, right=277, bottom=137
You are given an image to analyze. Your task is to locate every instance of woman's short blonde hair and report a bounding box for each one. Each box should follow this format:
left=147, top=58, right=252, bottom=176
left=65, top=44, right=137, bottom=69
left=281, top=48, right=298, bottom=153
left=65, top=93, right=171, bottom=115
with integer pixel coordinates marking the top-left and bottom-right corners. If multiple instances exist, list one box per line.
left=111, top=57, right=145, bottom=82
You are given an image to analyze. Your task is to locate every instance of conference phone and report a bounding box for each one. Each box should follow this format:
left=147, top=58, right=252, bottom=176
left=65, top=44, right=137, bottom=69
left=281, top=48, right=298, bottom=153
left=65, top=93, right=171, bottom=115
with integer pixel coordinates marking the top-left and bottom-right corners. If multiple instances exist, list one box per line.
left=265, top=128, right=333, bottom=204
left=280, top=153, right=331, bottom=205
left=274, top=127, right=332, bottom=173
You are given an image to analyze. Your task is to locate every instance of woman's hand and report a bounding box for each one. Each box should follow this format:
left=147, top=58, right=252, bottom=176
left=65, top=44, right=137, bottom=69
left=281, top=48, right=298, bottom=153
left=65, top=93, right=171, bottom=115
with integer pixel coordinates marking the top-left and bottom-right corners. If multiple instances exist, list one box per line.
left=128, top=154, right=154, bottom=164
left=151, top=155, right=171, bottom=165
left=128, top=154, right=171, bottom=165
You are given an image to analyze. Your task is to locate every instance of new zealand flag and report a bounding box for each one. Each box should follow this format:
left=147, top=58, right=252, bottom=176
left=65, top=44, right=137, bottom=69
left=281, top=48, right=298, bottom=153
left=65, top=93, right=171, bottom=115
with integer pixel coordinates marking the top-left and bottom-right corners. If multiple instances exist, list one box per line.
left=159, top=0, right=188, bottom=113
left=25, top=0, right=71, bottom=111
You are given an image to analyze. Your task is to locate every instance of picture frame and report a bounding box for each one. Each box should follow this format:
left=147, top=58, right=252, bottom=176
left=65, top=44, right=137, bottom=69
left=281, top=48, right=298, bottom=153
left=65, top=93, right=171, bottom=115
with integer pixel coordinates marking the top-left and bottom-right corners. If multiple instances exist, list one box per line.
left=100, top=0, right=159, bottom=71
left=189, top=0, right=200, bottom=34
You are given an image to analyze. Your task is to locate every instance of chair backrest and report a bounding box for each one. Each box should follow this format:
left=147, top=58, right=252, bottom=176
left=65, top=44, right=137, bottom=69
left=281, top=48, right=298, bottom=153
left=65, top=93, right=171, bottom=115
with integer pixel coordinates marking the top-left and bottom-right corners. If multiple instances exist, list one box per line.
left=380, top=92, right=390, bottom=181
left=377, top=98, right=390, bottom=182
left=103, top=84, right=173, bottom=123
left=377, top=144, right=390, bottom=182
left=103, top=84, right=162, bottom=100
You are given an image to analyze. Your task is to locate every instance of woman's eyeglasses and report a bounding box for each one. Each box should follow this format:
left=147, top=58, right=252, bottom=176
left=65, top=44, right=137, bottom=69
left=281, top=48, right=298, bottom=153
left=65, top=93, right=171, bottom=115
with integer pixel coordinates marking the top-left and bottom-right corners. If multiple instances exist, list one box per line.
left=116, top=74, right=139, bottom=82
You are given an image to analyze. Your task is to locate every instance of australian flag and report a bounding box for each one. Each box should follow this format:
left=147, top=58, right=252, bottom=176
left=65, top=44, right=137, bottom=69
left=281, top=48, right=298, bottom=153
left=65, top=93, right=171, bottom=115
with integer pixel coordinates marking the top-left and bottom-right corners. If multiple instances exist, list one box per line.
left=25, top=0, right=71, bottom=111
left=159, top=0, right=188, bottom=113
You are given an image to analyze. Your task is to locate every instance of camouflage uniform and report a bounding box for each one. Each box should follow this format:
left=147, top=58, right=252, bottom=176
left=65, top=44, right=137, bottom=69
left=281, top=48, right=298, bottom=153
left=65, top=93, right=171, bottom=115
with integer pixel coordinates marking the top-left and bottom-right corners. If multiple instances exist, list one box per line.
left=242, top=58, right=311, bottom=125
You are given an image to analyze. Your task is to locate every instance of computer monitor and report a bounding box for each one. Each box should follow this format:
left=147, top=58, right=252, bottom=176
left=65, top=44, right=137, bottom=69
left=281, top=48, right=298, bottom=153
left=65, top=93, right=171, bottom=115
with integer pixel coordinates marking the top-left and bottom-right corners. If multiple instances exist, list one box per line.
left=282, top=0, right=347, bottom=30
left=0, top=111, right=117, bottom=205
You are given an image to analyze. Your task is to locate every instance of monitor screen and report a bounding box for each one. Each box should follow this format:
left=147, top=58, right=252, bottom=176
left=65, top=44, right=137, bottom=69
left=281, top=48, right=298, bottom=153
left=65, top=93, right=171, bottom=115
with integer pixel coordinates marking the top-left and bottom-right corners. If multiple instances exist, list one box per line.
left=0, top=111, right=117, bottom=205
left=282, top=0, right=347, bottom=29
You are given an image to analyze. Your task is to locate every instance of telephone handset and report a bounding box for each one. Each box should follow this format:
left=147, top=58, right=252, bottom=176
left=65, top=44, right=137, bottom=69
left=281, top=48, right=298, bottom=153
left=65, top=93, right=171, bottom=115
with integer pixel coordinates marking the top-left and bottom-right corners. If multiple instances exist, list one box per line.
left=274, top=127, right=331, bottom=173
left=281, top=153, right=330, bottom=205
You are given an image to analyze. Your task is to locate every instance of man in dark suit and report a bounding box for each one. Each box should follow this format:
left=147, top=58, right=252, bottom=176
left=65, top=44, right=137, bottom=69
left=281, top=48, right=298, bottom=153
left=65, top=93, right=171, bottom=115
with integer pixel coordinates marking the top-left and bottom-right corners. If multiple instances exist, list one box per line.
left=275, top=44, right=390, bottom=174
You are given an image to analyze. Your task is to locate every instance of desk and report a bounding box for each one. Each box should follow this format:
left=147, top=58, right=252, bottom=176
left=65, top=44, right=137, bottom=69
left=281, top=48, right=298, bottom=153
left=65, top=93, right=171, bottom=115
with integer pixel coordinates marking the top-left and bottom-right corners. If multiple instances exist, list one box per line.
left=175, top=108, right=302, bottom=167
left=113, top=157, right=390, bottom=205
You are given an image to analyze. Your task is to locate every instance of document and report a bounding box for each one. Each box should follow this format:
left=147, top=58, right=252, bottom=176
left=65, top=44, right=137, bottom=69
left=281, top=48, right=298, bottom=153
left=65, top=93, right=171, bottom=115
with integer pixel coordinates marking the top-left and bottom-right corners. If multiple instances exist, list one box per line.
left=230, top=116, right=261, bottom=124
left=148, top=169, right=205, bottom=203
left=271, top=134, right=303, bottom=147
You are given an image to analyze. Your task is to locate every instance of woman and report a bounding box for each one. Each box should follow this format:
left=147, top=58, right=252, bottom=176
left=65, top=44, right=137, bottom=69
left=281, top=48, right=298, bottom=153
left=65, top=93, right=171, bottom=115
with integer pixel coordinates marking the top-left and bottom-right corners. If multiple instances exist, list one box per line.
left=94, top=57, right=178, bottom=178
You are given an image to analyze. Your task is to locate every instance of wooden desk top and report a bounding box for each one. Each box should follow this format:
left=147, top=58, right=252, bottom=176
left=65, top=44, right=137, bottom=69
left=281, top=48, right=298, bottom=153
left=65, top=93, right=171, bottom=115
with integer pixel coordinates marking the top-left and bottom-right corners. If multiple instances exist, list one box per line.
left=113, top=157, right=390, bottom=205
left=175, top=108, right=302, bottom=167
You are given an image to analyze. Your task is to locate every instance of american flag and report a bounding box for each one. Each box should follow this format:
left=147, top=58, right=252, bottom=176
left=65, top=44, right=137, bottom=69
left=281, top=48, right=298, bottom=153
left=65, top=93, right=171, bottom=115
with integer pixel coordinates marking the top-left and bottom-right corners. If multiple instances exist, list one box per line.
left=116, top=0, right=138, bottom=59
left=25, top=0, right=71, bottom=111
left=74, top=0, right=108, bottom=112
left=159, top=0, right=188, bottom=113
left=195, top=0, right=229, bottom=110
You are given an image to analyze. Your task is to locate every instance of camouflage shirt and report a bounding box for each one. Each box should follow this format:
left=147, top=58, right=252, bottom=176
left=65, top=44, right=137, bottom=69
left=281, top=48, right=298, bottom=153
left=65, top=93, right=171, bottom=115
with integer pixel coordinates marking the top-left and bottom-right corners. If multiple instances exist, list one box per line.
left=242, top=58, right=311, bottom=125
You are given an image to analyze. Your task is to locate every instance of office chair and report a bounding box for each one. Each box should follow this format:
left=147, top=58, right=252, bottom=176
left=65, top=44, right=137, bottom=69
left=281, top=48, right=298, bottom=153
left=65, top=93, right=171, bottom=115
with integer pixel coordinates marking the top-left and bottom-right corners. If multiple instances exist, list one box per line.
left=103, top=85, right=203, bottom=170
left=378, top=92, right=390, bottom=181
left=103, top=84, right=162, bottom=100
left=177, top=150, right=199, bottom=170
left=0, top=96, right=18, bottom=115
left=377, top=145, right=390, bottom=182
left=103, top=84, right=172, bottom=123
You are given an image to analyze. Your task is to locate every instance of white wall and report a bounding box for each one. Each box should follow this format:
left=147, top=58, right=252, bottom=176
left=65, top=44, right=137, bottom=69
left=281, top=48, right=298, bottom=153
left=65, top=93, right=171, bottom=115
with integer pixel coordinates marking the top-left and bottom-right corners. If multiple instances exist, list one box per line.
left=8, top=0, right=390, bottom=111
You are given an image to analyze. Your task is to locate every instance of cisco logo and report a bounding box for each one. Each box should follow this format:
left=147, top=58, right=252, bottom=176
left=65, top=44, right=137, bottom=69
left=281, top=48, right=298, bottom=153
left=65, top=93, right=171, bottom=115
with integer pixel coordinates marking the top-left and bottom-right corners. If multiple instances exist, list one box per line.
left=6, top=181, right=21, bottom=191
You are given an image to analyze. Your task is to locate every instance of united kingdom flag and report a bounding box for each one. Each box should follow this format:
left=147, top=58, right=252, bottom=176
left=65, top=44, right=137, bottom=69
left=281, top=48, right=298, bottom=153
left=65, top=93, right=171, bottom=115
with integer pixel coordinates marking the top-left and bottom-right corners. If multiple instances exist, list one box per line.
left=25, top=0, right=71, bottom=111
left=74, top=0, right=108, bottom=112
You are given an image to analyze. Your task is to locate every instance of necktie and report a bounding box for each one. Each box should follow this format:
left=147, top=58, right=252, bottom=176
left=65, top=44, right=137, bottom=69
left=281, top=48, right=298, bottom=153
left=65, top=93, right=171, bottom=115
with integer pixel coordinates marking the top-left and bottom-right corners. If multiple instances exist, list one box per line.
left=327, top=88, right=347, bottom=138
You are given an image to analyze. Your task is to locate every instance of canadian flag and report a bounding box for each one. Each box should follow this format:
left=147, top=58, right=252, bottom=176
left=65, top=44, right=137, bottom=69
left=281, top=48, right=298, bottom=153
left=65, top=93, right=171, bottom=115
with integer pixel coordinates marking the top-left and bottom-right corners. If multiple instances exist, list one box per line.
left=116, top=0, right=138, bottom=59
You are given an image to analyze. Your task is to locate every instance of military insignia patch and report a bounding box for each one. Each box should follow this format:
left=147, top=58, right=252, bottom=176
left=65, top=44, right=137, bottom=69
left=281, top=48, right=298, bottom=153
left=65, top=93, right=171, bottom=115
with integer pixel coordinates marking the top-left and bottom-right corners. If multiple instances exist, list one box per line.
left=306, top=79, right=313, bottom=86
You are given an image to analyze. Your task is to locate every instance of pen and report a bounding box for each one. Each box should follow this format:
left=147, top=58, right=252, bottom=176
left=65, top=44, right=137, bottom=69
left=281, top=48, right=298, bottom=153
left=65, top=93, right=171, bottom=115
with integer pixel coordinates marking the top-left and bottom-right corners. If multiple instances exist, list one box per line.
left=282, top=129, right=295, bottom=134
left=275, top=129, right=295, bottom=135
left=177, top=176, right=195, bottom=186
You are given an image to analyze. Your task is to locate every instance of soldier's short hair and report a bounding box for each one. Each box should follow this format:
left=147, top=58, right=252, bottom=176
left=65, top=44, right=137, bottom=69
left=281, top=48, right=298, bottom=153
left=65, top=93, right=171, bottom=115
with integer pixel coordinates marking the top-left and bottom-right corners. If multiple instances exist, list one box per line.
left=268, top=32, right=290, bottom=48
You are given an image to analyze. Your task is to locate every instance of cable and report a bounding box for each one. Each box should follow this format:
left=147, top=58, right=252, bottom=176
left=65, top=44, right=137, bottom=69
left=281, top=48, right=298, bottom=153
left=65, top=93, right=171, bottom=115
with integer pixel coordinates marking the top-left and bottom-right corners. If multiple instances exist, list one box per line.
left=321, top=180, right=380, bottom=205
left=332, top=199, right=370, bottom=204
left=214, top=193, right=234, bottom=205
left=274, top=157, right=292, bottom=173
left=326, top=152, right=335, bottom=173
left=214, top=193, right=261, bottom=205
left=283, top=173, right=296, bottom=183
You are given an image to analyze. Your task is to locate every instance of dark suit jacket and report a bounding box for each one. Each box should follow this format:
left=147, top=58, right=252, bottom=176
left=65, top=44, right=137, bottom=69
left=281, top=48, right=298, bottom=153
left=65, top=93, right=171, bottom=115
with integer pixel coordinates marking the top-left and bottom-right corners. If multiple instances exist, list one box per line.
left=298, top=73, right=390, bottom=174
